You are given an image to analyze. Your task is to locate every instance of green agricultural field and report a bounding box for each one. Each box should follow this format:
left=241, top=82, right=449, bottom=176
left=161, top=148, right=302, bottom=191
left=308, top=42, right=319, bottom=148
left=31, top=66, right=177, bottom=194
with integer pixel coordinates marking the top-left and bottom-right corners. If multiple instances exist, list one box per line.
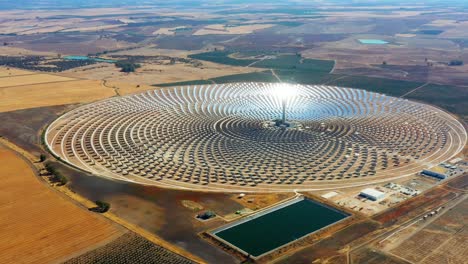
left=189, top=51, right=335, bottom=73
left=155, top=73, right=422, bottom=95
left=253, top=55, right=334, bottom=72
left=211, top=71, right=278, bottom=83
left=404, top=84, right=468, bottom=117
left=416, top=29, right=444, bottom=35
left=276, top=70, right=340, bottom=84
left=186, top=51, right=337, bottom=85
left=155, top=79, right=213, bottom=87
left=327, top=75, right=424, bottom=96
left=188, top=51, right=257, bottom=67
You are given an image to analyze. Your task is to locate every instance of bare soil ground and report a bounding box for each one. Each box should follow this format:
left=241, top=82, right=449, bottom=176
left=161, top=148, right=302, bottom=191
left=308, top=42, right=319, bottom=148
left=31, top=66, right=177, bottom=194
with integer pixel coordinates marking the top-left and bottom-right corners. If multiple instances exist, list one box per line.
left=352, top=247, right=410, bottom=264
left=275, top=220, right=380, bottom=264
left=373, top=187, right=456, bottom=227
left=233, top=193, right=294, bottom=210
left=0, top=145, right=124, bottom=264
left=0, top=105, right=73, bottom=155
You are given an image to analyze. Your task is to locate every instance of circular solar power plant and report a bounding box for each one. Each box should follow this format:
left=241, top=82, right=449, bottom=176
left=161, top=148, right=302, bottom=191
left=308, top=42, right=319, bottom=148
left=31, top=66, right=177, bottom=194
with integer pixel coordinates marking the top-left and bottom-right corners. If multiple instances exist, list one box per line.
left=45, top=83, right=466, bottom=192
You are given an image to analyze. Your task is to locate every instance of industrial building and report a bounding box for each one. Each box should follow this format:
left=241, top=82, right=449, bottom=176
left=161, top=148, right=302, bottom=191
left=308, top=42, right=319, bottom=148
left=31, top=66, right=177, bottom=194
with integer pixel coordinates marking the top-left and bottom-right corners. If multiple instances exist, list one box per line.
left=359, top=188, right=385, bottom=201
left=421, top=169, right=447, bottom=180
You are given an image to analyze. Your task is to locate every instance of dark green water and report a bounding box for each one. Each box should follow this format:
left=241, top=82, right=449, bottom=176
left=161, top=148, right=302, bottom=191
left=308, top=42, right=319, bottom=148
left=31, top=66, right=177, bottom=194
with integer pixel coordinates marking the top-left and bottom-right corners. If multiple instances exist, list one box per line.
left=215, top=199, right=348, bottom=257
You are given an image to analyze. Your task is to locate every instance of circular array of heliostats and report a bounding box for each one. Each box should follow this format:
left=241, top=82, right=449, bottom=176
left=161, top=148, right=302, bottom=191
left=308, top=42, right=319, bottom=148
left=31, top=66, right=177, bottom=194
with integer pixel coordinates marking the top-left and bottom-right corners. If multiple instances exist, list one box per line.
left=46, top=83, right=466, bottom=192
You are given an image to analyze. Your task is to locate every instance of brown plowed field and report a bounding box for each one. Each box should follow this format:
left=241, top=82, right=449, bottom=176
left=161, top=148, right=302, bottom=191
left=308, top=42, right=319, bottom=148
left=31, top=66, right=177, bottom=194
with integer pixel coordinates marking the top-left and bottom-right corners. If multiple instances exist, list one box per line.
left=0, top=145, right=123, bottom=264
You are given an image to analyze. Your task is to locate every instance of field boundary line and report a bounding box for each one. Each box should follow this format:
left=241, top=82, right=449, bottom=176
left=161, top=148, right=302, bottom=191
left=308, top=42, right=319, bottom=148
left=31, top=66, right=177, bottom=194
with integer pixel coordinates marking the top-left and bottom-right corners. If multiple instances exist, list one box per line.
left=0, top=137, right=39, bottom=162
left=329, top=59, right=337, bottom=73
left=322, top=75, right=347, bottom=85
left=385, top=251, right=414, bottom=264
left=271, top=69, right=282, bottom=82
left=53, top=232, right=128, bottom=264
left=246, top=57, right=265, bottom=67
left=0, top=79, right=81, bottom=89
left=0, top=73, right=39, bottom=78
left=400, top=82, right=429, bottom=98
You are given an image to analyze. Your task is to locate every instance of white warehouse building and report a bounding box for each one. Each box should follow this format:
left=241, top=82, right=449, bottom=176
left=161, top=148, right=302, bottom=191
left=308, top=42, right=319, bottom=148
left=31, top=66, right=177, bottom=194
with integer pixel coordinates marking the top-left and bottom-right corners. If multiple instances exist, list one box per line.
left=359, top=188, right=385, bottom=201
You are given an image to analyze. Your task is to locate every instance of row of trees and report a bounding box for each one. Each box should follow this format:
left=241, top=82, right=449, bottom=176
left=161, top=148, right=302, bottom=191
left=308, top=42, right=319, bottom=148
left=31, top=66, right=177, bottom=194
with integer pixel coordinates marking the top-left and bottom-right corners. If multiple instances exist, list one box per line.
left=44, top=163, right=68, bottom=186
left=0, top=56, right=95, bottom=72
left=381, top=59, right=464, bottom=67
left=40, top=154, right=110, bottom=213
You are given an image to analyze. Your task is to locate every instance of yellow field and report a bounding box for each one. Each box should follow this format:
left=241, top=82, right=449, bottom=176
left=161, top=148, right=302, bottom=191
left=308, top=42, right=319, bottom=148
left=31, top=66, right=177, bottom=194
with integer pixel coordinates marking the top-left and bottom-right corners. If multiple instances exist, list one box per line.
left=193, top=24, right=274, bottom=35
left=0, top=145, right=123, bottom=264
left=61, top=24, right=124, bottom=32
left=66, top=60, right=257, bottom=86
left=0, top=78, right=116, bottom=112
left=152, top=26, right=188, bottom=35
left=0, top=73, right=76, bottom=88
left=0, top=67, right=35, bottom=77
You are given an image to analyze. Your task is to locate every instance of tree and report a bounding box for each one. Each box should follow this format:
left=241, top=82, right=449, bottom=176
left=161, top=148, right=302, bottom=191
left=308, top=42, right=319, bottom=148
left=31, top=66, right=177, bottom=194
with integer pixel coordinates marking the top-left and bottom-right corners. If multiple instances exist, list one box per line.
left=44, top=162, right=68, bottom=185
left=90, top=200, right=110, bottom=213
left=115, top=61, right=141, bottom=73
left=197, top=210, right=216, bottom=220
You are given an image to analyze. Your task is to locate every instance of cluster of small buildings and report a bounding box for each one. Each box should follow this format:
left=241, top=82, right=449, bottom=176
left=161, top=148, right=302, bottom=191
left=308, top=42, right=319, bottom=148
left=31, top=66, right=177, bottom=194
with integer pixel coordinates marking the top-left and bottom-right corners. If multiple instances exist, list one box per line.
left=384, top=182, right=420, bottom=196
left=420, top=160, right=465, bottom=180
left=358, top=181, right=423, bottom=202
left=325, top=158, right=467, bottom=215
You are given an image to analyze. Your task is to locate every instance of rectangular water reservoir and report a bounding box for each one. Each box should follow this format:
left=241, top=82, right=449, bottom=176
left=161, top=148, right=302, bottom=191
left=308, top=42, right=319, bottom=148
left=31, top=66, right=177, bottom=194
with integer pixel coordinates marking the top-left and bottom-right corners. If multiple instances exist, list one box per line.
left=358, top=39, right=389, bottom=44
left=211, top=196, right=349, bottom=258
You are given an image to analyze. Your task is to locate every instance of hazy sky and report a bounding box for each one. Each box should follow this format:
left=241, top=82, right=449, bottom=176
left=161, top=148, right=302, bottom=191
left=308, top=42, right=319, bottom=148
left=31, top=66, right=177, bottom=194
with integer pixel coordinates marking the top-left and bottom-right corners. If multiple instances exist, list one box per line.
left=0, top=0, right=465, bottom=10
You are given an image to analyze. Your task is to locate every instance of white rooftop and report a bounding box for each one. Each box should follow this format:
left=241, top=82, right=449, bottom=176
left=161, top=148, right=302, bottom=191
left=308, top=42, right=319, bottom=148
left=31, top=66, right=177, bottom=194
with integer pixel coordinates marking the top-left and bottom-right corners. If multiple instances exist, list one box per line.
left=321, top=191, right=338, bottom=199
left=360, top=188, right=385, bottom=197
left=449, top=157, right=462, bottom=164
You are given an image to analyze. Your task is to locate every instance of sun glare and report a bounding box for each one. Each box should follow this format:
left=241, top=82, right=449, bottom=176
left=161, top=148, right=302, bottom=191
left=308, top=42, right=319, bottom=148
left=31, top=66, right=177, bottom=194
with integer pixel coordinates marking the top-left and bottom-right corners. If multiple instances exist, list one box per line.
left=271, top=83, right=299, bottom=100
